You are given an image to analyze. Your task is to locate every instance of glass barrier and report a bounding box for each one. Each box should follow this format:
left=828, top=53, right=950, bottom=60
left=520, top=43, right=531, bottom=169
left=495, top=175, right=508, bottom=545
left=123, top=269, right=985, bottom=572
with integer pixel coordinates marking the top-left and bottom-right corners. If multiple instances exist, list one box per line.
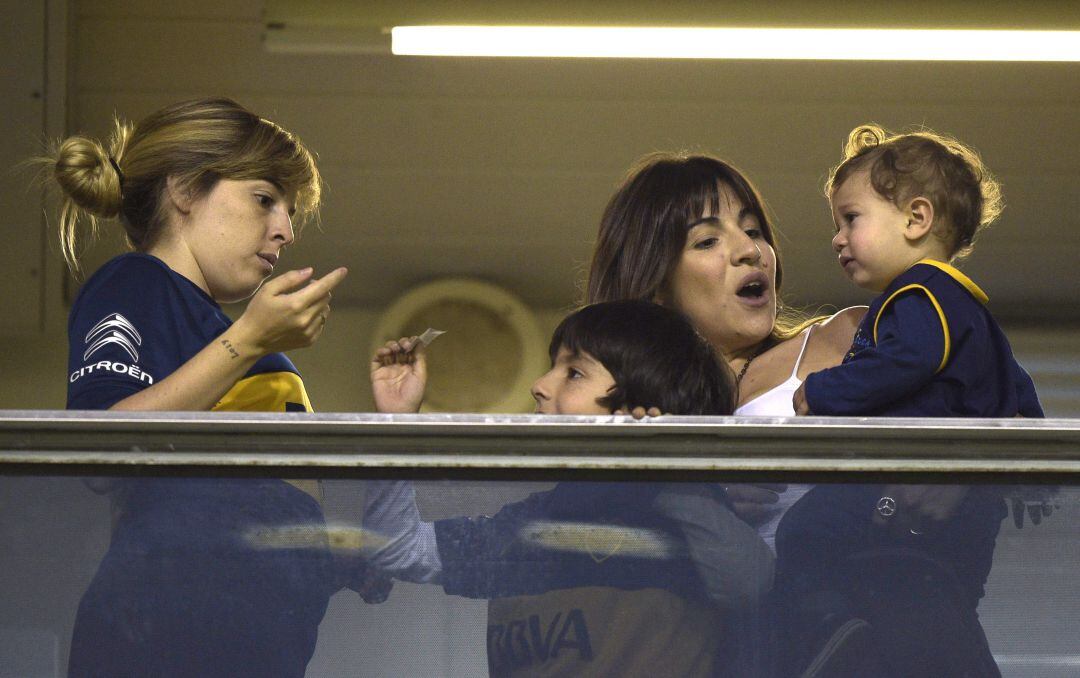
left=2, top=411, right=1078, bottom=678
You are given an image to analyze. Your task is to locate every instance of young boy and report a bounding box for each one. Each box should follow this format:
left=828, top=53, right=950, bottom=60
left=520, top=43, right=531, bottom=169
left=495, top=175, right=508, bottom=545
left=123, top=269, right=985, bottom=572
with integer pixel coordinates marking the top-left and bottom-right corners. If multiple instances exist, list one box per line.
left=793, top=124, right=1042, bottom=418
left=781, top=125, right=1043, bottom=677
left=373, top=299, right=774, bottom=678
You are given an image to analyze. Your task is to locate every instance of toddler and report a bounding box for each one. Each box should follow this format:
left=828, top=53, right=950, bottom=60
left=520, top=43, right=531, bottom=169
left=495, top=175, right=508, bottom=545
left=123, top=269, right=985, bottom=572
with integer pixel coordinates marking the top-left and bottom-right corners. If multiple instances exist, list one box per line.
left=794, top=124, right=1041, bottom=418
left=781, top=124, right=1044, bottom=677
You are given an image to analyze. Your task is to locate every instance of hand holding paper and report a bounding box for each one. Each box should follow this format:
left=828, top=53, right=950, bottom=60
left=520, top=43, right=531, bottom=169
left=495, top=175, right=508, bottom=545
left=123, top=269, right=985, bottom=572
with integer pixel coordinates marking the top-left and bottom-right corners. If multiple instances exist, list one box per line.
left=417, top=328, right=446, bottom=346
left=370, top=329, right=444, bottom=413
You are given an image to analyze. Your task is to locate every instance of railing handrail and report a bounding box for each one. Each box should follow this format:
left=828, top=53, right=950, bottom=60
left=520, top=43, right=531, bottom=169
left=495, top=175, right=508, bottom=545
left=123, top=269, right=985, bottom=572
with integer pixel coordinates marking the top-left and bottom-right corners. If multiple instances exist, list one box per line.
left=1, top=410, right=1078, bottom=475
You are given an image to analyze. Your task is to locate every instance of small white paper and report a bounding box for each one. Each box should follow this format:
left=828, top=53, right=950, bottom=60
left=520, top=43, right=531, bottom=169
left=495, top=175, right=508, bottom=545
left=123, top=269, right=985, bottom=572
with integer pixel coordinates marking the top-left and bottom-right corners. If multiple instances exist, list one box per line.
left=417, top=328, right=446, bottom=347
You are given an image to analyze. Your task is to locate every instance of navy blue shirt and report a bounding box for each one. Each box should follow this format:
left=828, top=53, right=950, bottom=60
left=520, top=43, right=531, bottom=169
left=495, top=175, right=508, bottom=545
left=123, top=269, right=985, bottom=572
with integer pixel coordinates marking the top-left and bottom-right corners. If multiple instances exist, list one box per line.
left=804, top=260, right=1043, bottom=417
left=67, top=253, right=311, bottom=412
left=65, top=255, right=333, bottom=678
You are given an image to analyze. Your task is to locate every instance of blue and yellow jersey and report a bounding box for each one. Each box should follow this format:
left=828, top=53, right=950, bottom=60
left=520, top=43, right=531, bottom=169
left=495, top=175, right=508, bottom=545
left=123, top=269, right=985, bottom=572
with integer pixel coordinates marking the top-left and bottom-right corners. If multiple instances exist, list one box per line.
left=436, top=482, right=722, bottom=678
left=68, top=253, right=312, bottom=413
left=487, top=587, right=720, bottom=677
left=804, top=260, right=1043, bottom=417
left=67, top=253, right=319, bottom=497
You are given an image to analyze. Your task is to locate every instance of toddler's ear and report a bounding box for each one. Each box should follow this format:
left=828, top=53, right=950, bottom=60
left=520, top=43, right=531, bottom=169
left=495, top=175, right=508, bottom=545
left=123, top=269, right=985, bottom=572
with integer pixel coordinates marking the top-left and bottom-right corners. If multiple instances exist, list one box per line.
left=904, top=197, right=935, bottom=241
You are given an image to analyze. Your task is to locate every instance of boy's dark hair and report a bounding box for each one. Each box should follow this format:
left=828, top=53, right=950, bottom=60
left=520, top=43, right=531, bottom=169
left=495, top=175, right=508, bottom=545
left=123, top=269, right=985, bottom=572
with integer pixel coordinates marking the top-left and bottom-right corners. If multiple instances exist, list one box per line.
left=825, top=124, right=1003, bottom=261
left=550, top=300, right=736, bottom=415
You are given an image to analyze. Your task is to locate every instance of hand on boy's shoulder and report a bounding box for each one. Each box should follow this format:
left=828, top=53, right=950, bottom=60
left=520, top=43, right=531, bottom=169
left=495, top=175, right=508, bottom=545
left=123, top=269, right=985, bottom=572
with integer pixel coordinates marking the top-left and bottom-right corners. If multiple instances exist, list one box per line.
left=723, top=483, right=788, bottom=528
left=614, top=405, right=662, bottom=420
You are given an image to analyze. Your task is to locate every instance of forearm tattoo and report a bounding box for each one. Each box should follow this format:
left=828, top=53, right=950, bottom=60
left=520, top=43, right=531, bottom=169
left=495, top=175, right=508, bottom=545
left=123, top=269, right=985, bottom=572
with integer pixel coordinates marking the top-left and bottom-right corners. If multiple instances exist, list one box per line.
left=220, top=338, right=240, bottom=360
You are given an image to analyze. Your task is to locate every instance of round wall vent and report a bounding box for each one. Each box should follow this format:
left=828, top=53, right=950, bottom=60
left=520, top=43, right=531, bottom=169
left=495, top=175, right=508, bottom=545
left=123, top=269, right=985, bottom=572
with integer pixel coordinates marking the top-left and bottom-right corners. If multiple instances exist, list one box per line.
left=372, top=278, right=547, bottom=413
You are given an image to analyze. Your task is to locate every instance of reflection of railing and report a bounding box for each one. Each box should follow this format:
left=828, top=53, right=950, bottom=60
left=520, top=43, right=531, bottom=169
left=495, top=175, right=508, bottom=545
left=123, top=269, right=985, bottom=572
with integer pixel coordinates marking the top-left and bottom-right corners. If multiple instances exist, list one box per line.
left=1, top=410, right=1078, bottom=474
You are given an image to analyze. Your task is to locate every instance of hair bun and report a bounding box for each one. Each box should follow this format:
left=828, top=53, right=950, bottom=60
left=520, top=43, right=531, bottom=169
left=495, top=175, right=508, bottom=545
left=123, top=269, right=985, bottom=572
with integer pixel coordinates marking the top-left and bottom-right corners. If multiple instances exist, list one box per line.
left=844, top=124, right=887, bottom=160
left=53, top=136, right=123, bottom=218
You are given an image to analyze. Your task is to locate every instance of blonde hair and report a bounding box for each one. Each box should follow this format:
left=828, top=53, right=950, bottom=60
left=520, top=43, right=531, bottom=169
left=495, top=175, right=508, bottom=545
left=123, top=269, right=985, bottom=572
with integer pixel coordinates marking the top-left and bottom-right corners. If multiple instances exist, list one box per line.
left=43, top=98, right=322, bottom=274
left=773, top=307, right=828, bottom=342
left=826, top=124, right=1003, bottom=261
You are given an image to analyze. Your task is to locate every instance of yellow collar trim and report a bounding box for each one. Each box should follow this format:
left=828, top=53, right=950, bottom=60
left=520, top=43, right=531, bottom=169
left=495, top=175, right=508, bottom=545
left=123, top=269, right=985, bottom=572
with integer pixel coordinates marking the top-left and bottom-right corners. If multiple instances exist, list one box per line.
left=915, top=259, right=989, bottom=305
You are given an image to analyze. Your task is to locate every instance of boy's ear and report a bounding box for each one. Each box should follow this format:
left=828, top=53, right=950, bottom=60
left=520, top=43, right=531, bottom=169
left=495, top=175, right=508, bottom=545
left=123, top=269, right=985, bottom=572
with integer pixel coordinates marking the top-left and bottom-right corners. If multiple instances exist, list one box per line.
left=165, top=175, right=194, bottom=215
left=904, top=197, right=934, bottom=241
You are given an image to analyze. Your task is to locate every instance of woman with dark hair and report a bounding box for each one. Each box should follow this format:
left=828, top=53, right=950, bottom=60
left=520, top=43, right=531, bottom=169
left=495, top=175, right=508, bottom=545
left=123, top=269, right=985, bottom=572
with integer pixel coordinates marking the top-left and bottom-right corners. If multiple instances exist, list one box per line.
left=588, top=152, right=863, bottom=550
left=585, top=151, right=1009, bottom=676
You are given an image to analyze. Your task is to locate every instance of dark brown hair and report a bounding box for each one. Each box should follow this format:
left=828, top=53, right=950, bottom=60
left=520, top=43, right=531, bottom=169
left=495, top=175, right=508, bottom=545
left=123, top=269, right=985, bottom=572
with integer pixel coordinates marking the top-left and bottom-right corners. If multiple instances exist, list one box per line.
left=826, top=124, right=1003, bottom=261
left=586, top=151, right=813, bottom=342
left=551, top=300, right=736, bottom=415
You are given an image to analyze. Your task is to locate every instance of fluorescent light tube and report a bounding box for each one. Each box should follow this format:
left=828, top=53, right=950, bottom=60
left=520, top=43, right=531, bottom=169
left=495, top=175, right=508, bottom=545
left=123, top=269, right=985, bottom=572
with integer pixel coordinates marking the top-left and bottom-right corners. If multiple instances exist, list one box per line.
left=392, top=26, right=1080, bottom=61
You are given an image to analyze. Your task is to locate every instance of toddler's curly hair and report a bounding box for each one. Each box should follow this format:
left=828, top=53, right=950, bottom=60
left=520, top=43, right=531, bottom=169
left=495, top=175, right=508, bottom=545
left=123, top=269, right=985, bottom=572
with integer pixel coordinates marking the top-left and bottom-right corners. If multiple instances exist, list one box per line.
left=826, top=124, right=1003, bottom=261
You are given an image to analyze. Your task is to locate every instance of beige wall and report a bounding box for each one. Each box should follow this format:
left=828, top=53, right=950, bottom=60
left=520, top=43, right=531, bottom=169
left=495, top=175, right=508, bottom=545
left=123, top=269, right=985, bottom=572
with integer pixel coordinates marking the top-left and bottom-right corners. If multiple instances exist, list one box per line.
left=287, top=306, right=565, bottom=413
left=0, top=0, right=1076, bottom=416
left=0, top=332, right=68, bottom=410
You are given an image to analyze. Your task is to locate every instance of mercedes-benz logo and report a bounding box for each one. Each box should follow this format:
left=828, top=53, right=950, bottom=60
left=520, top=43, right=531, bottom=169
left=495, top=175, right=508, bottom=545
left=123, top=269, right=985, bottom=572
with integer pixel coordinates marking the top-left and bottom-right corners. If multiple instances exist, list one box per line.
left=876, top=495, right=898, bottom=518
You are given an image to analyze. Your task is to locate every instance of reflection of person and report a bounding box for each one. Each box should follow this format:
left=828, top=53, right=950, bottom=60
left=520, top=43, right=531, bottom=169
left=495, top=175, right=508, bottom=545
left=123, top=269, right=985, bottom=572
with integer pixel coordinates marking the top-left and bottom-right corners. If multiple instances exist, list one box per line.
left=49, top=98, right=346, bottom=677
left=778, top=125, right=1044, bottom=676
left=373, top=300, right=774, bottom=678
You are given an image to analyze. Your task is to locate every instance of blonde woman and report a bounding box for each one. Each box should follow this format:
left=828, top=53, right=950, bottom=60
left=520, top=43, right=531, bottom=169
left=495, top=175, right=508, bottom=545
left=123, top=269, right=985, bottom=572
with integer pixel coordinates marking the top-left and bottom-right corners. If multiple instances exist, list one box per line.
left=48, top=98, right=346, bottom=677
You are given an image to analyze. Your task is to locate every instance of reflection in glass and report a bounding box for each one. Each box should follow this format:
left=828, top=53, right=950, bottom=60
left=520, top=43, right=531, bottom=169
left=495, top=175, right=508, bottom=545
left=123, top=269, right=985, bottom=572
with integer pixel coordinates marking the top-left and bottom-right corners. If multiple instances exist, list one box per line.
left=0, top=477, right=1073, bottom=677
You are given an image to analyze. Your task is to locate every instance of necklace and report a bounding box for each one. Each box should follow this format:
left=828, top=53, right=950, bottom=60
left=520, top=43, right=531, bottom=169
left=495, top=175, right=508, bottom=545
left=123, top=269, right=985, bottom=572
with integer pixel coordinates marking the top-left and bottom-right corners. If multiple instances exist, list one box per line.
left=735, top=342, right=769, bottom=386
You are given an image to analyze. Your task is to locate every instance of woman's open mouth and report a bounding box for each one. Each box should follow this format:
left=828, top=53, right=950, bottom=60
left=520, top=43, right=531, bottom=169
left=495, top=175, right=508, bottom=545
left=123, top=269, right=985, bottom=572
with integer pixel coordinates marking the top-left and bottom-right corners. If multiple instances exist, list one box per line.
left=736, top=273, right=770, bottom=306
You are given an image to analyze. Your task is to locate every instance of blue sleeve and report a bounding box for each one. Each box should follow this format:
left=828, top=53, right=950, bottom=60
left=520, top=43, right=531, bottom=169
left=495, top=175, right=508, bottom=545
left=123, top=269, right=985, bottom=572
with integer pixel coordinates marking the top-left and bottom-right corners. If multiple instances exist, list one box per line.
left=1012, top=361, right=1045, bottom=418
left=435, top=482, right=703, bottom=599
left=804, top=290, right=946, bottom=415
left=67, top=258, right=182, bottom=410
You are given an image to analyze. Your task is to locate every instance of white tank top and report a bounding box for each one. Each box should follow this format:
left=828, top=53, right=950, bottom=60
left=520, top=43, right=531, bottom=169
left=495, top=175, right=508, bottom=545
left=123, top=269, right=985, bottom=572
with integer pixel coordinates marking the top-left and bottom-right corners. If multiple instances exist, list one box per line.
left=733, top=327, right=815, bottom=550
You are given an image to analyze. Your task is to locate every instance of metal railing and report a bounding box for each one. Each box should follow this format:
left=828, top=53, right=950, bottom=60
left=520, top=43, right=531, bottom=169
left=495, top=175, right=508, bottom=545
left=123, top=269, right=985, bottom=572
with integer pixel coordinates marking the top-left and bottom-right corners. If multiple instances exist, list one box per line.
left=2, top=410, right=1078, bottom=678
left=1, top=410, right=1078, bottom=475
